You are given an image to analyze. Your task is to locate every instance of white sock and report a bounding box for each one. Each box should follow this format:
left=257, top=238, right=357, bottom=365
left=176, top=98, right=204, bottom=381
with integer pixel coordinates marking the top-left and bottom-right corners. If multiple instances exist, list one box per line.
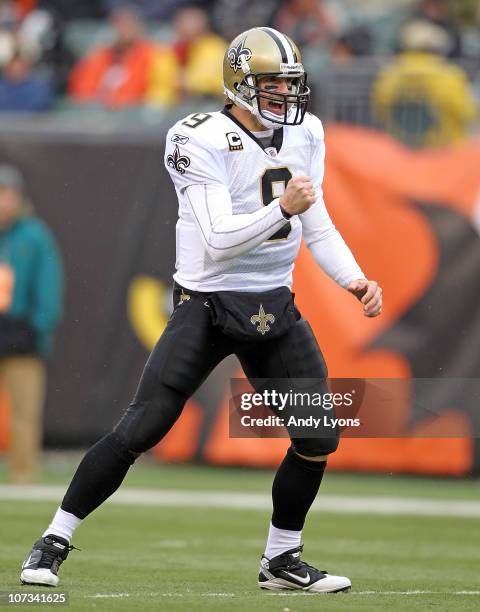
left=42, top=507, right=82, bottom=543
left=264, top=523, right=302, bottom=560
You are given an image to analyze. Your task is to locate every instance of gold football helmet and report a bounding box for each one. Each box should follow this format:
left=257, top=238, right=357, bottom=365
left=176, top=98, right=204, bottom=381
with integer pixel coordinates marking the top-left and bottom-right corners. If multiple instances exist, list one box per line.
left=223, top=27, right=309, bottom=128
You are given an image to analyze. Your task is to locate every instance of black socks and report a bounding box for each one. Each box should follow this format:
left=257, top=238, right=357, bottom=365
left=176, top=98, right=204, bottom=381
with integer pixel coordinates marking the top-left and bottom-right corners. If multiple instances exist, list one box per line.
left=271, top=446, right=327, bottom=531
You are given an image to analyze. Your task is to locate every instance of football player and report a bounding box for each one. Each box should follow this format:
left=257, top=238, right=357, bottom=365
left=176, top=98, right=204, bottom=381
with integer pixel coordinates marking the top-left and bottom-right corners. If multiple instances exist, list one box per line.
left=20, top=27, right=382, bottom=593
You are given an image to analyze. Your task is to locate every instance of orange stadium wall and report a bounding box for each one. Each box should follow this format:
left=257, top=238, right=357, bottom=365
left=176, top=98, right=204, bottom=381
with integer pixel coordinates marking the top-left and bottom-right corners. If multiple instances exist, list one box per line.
left=0, top=125, right=479, bottom=476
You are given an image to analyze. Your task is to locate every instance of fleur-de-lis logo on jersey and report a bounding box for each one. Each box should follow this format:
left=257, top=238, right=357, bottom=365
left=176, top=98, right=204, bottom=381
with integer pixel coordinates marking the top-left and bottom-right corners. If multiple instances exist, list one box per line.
left=227, top=38, right=252, bottom=73
left=250, top=304, right=275, bottom=335
left=167, top=145, right=191, bottom=175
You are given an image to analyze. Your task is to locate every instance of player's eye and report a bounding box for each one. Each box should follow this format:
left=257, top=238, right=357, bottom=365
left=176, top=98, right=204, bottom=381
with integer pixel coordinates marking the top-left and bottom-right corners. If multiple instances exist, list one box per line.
left=263, top=83, right=293, bottom=92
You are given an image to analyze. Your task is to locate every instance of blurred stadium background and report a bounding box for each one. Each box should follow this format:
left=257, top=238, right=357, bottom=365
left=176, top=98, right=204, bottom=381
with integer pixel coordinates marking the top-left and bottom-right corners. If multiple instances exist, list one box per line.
left=0, top=0, right=480, bottom=608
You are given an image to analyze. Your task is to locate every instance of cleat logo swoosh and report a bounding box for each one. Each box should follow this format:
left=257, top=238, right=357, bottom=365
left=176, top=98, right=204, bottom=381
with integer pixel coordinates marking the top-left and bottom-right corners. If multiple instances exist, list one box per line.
left=285, top=571, right=311, bottom=585
left=22, top=550, right=41, bottom=570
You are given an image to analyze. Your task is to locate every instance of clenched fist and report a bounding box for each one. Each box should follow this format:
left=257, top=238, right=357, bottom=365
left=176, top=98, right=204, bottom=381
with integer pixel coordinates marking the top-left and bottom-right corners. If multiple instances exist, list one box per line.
left=279, top=175, right=316, bottom=216
left=347, top=279, right=382, bottom=317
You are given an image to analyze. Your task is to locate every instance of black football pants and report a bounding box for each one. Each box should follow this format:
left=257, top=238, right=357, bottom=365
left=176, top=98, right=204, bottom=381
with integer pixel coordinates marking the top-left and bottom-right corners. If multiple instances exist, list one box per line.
left=61, top=284, right=338, bottom=519
left=115, top=284, right=336, bottom=456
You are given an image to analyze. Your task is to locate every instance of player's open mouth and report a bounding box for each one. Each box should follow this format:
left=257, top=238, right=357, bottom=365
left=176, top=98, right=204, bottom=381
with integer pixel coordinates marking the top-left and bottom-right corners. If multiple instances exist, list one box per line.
left=267, top=101, right=285, bottom=115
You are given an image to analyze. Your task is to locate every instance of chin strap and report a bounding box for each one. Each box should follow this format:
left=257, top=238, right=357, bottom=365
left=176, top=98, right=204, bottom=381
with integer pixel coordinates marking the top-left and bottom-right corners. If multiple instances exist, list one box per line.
left=252, top=108, right=284, bottom=130
left=225, top=87, right=287, bottom=130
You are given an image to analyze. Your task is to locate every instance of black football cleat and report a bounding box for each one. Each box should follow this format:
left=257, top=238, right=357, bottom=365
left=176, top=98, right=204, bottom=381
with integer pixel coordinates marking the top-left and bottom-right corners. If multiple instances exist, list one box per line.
left=258, top=545, right=351, bottom=593
left=20, top=535, right=74, bottom=587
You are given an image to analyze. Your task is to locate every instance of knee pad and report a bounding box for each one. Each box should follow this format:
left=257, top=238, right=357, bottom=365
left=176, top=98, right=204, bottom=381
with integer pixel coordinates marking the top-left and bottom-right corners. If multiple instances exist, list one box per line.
left=102, top=431, right=138, bottom=465
left=291, top=433, right=340, bottom=457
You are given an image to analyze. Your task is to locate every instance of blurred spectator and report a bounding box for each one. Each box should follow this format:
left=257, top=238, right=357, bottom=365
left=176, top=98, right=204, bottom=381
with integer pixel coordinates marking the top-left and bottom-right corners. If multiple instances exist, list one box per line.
left=69, top=3, right=177, bottom=108
left=274, top=0, right=338, bottom=47
left=0, top=0, right=74, bottom=100
left=18, top=5, right=75, bottom=93
left=147, top=4, right=225, bottom=105
left=0, top=42, right=54, bottom=111
left=0, top=164, right=63, bottom=483
left=211, top=0, right=278, bottom=42
left=412, top=0, right=462, bottom=58
left=327, top=26, right=376, bottom=126
left=373, top=19, right=476, bottom=148
left=331, top=26, right=373, bottom=64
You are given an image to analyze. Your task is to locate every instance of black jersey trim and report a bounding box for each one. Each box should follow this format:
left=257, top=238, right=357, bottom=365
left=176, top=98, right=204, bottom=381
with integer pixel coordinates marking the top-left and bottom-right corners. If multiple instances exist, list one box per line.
left=221, top=107, right=284, bottom=153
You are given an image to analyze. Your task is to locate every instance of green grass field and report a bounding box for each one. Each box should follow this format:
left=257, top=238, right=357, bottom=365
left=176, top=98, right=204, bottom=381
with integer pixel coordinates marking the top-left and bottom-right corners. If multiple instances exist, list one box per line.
left=1, top=455, right=479, bottom=611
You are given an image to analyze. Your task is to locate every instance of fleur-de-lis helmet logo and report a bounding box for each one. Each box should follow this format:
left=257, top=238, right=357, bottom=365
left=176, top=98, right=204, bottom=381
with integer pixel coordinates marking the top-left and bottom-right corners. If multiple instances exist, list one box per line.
left=227, top=38, right=252, bottom=73
left=167, top=145, right=191, bottom=175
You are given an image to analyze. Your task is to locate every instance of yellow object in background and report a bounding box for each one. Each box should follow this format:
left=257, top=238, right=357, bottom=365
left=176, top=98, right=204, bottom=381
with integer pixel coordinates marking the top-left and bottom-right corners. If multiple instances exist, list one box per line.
left=372, top=51, right=477, bottom=148
left=127, top=275, right=169, bottom=351
left=145, top=47, right=181, bottom=107
left=183, top=34, right=227, bottom=98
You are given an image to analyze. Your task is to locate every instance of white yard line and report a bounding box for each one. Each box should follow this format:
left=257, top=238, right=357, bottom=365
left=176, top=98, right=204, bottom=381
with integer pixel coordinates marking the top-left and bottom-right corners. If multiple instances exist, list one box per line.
left=271, top=590, right=480, bottom=596
left=85, top=592, right=235, bottom=599
left=354, top=591, right=480, bottom=596
left=83, top=590, right=480, bottom=599
left=1, top=484, right=479, bottom=518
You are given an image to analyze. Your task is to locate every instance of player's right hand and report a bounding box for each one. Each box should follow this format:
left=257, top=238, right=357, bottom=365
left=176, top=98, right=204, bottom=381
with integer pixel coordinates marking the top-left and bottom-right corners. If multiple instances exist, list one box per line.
left=279, top=175, right=316, bottom=216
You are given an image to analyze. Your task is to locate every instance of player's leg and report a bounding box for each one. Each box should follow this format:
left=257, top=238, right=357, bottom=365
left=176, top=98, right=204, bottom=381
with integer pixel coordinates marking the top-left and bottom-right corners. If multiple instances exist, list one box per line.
left=237, top=316, right=350, bottom=593
left=20, top=287, right=231, bottom=586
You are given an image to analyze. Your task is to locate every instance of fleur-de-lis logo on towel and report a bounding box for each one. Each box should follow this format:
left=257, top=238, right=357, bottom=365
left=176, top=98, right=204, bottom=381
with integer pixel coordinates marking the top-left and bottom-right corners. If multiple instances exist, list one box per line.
left=228, top=39, right=252, bottom=73
left=167, top=145, right=191, bottom=175
left=250, top=304, right=275, bottom=335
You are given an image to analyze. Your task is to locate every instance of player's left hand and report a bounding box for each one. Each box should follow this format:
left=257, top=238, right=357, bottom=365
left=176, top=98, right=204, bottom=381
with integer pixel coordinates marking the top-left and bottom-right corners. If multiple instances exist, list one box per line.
left=346, top=279, right=382, bottom=317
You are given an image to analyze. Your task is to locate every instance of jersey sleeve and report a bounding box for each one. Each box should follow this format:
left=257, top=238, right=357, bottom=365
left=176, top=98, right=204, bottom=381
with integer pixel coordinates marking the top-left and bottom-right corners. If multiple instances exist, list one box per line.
left=164, top=125, right=227, bottom=190
left=300, top=115, right=365, bottom=287
left=306, top=113, right=326, bottom=195
left=184, top=183, right=289, bottom=262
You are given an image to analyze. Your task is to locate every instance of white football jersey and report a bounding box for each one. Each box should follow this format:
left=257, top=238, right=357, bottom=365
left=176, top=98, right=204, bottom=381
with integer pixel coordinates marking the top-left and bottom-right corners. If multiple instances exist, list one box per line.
left=164, top=109, right=363, bottom=292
